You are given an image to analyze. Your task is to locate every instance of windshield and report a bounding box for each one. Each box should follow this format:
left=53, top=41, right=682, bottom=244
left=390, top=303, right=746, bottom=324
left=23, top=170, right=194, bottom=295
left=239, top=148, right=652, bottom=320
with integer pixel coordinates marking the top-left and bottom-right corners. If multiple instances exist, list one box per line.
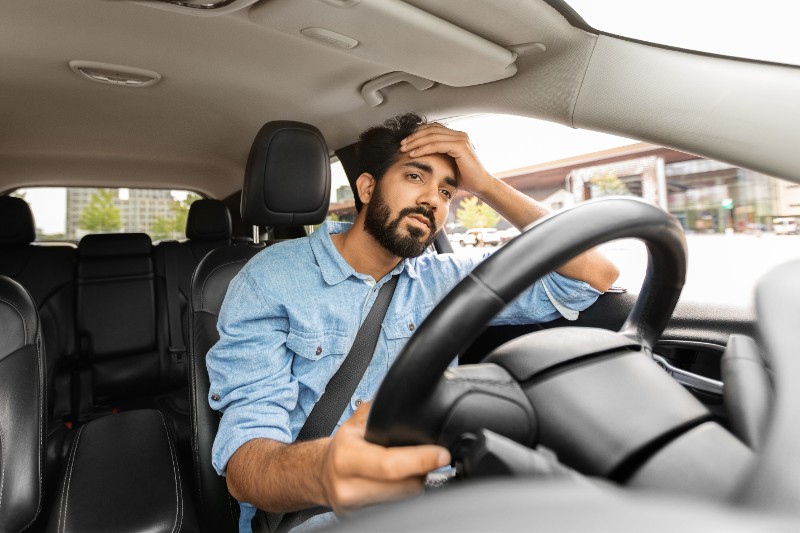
left=564, top=0, right=800, bottom=67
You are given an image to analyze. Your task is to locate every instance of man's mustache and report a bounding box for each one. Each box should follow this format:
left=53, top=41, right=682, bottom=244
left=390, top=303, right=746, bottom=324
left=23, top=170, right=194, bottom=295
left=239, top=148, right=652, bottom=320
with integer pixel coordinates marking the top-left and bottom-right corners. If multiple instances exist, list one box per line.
left=397, top=206, right=436, bottom=229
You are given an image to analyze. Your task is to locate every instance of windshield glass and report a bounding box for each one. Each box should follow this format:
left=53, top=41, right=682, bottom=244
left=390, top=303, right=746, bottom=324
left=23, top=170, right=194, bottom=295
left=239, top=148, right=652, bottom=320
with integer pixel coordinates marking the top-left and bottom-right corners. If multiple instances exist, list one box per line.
left=565, top=0, right=800, bottom=66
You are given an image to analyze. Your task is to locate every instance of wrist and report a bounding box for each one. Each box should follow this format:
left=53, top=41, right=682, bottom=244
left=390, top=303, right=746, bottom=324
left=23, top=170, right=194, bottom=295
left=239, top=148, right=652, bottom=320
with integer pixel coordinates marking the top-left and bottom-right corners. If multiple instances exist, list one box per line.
left=466, top=173, right=497, bottom=200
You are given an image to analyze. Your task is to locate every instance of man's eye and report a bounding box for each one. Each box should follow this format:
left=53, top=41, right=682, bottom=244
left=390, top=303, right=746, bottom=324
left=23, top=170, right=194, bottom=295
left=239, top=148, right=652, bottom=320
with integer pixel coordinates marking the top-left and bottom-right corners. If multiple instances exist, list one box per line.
left=440, top=189, right=453, bottom=200
left=408, top=173, right=422, bottom=181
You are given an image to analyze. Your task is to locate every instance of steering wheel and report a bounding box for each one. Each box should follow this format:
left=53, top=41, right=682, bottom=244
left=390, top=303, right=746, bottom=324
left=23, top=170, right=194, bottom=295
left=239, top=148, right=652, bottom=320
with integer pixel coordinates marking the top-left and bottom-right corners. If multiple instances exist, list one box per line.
left=366, top=197, right=706, bottom=479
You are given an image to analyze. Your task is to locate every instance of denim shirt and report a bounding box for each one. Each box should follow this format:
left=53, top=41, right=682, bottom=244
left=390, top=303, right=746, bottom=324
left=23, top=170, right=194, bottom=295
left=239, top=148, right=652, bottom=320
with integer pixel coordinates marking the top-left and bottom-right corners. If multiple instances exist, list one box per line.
left=206, top=221, right=602, bottom=531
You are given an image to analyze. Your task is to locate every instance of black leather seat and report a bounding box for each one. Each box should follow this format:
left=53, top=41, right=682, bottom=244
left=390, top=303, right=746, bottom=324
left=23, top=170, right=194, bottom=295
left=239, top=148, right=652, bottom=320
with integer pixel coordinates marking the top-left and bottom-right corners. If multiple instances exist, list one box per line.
left=189, top=121, right=331, bottom=532
left=153, top=199, right=233, bottom=463
left=0, top=196, right=76, bottom=489
left=76, top=233, right=161, bottom=413
left=0, top=275, right=46, bottom=532
left=47, top=409, right=198, bottom=533
left=154, top=198, right=233, bottom=383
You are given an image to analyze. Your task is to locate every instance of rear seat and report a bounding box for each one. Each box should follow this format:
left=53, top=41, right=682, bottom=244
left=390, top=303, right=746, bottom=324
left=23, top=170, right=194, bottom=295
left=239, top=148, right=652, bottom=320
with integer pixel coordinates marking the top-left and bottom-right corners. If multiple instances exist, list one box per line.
left=76, top=233, right=162, bottom=412
left=154, top=198, right=233, bottom=385
left=2, top=195, right=233, bottom=479
left=153, top=199, right=233, bottom=452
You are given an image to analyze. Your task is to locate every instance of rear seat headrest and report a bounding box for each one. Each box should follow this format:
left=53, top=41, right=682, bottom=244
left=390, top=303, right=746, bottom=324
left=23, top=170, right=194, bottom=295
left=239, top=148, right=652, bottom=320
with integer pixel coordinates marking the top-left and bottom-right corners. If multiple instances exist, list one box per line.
left=241, top=121, right=331, bottom=227
left=0, top=196, right=36, bottom=246
left=186, top=199, right=232, bottom=242
left=78, top=233, right=152, bottom=258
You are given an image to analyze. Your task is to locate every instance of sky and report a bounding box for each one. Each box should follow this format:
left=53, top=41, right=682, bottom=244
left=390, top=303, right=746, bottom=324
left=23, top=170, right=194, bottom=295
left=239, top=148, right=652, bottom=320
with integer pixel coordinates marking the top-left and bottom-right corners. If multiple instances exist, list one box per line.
left=566, top=0, right=799, bottom=66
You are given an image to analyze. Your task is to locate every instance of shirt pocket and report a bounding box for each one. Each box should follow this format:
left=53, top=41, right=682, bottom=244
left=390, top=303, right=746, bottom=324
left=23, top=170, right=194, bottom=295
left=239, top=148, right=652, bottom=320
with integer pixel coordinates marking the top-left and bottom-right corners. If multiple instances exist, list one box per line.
left=383, top=311, right=419, bottom=366
left=287, top=328, right=351, bottom=398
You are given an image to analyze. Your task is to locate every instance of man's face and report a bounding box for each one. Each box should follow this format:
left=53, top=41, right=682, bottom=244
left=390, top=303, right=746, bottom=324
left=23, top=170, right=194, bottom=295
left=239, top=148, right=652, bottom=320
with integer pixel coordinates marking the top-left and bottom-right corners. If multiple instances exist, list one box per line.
left=363, top=153, right=457, bottom=258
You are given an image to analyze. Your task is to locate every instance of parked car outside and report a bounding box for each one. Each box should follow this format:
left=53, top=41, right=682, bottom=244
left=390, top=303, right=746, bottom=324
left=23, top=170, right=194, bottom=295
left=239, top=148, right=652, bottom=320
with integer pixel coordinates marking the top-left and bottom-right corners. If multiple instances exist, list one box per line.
left=463, top=227, right=502, bottom=247
left=773, top=217, right=798, bottom=235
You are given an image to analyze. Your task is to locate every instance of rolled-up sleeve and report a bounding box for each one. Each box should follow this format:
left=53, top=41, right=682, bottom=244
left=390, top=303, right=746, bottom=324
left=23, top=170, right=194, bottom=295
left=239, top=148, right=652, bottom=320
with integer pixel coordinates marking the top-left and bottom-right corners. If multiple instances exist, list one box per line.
left=492, top=271, right=602, bottom=325
left=206, top=269, right=298, bottom=475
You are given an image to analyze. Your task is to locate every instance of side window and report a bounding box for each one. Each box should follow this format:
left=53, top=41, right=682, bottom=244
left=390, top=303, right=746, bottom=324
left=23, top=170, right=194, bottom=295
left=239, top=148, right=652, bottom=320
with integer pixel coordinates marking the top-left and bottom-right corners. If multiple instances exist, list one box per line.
left=328, top=159, right=357, bottom=223
left=12, top=187, right=201, bottom=243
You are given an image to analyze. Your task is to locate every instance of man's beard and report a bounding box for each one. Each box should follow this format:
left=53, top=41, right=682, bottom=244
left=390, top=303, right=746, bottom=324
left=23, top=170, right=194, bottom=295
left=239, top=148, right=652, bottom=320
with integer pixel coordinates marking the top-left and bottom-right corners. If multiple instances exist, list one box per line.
left=364, top=184, right=438, bottom=258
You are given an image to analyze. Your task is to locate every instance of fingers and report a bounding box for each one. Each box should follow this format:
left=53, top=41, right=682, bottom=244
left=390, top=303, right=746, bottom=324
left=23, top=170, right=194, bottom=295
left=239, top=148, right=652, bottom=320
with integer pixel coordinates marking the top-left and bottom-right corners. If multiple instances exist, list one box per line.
left=324, top=436, right=450, bottom=514
left=336, top=401, right=451, bottom=481
left=401, top=125, right=470, bottom=153
left=337, top=440, right=451, bottom=481
left=322, top=400, right=452, bottom=513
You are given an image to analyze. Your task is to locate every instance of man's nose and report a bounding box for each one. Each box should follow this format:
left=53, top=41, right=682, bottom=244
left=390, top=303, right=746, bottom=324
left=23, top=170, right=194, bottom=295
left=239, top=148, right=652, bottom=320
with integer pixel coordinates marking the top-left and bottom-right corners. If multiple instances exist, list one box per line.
left=417, top=185, right=439, bottom=210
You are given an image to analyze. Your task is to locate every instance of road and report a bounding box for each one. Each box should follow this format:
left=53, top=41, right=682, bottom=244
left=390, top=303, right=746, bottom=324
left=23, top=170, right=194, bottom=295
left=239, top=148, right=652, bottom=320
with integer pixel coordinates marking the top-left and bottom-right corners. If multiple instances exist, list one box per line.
left=449, top=233, right=800, bottom=308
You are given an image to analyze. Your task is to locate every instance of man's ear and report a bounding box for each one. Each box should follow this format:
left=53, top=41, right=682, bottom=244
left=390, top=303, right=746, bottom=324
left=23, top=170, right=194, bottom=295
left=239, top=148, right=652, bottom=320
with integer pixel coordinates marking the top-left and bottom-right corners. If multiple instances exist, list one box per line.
left=356, top=173, right=376, bottom=205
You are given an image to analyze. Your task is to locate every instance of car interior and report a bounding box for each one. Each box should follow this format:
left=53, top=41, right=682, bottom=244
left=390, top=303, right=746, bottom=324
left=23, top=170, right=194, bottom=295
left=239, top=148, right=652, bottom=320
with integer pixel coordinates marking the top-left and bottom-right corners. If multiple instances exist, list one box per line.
left=1, top=0, right=799, bottom=532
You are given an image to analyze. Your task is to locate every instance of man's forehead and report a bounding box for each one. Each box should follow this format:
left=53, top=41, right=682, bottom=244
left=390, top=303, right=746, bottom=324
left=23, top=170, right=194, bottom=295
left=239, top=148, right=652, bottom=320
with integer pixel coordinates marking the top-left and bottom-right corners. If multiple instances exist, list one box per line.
left=394, top=153, right=458, bottom=185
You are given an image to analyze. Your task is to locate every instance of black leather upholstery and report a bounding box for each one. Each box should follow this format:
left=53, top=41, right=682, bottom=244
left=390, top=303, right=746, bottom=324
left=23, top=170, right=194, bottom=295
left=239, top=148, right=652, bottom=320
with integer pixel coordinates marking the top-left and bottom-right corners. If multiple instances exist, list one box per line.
left=0, top=196, right=36, bottom=245
left=186, top=199, right=233, bottom=242
left=241, top=121, right=331, bottom=226
left=153, top=200, right=234, bottom=465
left=77, top=233, right=160, bottom=404
left=47, top=409, right=197, bottom=533
left=0, top=198, right=76, bottom=489
left=154, top=199, right=234, bottom=377
left=0, top=275, right=46, bottom=532
left=189, top=121, right=331, bottom=532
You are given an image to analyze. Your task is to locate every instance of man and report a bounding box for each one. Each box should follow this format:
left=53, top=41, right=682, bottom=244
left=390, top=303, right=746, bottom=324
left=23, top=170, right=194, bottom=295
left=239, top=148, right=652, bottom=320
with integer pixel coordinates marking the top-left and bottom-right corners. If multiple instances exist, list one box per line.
left=207, top=113, right=619, bottom=532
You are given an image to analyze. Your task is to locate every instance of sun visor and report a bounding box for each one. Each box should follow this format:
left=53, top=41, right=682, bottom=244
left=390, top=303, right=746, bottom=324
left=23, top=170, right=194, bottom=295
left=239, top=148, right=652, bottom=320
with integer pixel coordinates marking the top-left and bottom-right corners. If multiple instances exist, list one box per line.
left=248, top=0, right=518, bottom=87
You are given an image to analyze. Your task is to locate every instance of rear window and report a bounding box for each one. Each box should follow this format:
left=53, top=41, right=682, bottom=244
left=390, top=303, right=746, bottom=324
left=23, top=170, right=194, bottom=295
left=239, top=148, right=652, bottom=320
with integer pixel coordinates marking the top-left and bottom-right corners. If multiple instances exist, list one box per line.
left=12, top=187, right=201, bottom=242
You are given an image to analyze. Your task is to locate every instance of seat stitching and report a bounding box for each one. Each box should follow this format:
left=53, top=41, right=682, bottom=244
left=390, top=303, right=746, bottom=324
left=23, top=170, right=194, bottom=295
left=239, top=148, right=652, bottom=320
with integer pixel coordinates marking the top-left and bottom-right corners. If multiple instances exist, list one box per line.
left=59, top=425, right=85, bottom=533
left=24, top=335, right=46, bottom=532
left=0, top=422, right=5, bottom=517
left=188, top=356, right=204, bottom=504
left=157, top=412, right=183, bottom=532
left=0, top=296, right=29, bottom=343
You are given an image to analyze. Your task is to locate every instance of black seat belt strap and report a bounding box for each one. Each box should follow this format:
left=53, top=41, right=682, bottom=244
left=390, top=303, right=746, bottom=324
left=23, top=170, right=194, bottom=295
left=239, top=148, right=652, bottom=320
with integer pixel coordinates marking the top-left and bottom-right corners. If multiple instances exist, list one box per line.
left=255, top=274, right=400, bottom=533
left=297, top=274, right=399, bottom=440
left=163, top=241, right=186, bottom=363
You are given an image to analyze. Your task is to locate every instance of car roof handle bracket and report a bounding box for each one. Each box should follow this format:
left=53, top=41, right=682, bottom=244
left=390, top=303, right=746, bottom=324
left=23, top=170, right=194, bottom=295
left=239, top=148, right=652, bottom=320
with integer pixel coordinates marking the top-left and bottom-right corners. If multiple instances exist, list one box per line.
left=361, top=72, right=434, bottom=107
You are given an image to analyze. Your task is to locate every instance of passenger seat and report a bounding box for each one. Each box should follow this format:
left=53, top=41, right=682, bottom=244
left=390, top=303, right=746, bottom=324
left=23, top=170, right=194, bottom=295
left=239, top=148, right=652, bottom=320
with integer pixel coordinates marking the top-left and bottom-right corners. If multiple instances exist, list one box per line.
left=0, top=196, right=76, bottom=484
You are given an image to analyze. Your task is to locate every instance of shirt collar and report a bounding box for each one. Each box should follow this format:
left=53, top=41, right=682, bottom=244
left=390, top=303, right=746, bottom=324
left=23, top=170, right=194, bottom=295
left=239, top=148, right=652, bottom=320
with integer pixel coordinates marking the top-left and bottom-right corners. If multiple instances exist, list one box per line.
left=310, top=221, right=420, bottom=285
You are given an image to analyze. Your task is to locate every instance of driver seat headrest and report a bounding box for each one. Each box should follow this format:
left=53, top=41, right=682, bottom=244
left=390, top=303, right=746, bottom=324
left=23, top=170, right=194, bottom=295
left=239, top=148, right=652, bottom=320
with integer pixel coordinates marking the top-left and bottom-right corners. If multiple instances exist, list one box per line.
left=241, top=121, right=331, bottom=228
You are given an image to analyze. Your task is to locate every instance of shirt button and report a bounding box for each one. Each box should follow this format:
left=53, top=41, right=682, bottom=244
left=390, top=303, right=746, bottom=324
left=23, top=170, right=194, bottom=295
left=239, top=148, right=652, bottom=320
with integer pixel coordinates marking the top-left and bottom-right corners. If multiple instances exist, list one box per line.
left=408, top=323, right=415, bottom=331
left=211, top=393, right=220, bottom=401
left=355, top=398, right=363, bottom=407
left=316, top=346, right=322, bottom=356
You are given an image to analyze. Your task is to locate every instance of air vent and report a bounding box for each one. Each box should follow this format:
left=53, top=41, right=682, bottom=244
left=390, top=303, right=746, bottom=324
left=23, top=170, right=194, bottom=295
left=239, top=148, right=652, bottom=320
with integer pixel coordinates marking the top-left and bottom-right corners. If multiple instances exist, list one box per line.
left=69, top=61, right=162, bottom=88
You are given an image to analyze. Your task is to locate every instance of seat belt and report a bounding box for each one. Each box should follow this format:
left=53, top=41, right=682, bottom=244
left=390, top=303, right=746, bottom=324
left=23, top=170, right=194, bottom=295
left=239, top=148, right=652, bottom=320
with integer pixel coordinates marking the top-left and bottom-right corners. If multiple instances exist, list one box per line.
left=163, top=241, right=187, bottom=366
left=254, top=275, right=399, bottom=533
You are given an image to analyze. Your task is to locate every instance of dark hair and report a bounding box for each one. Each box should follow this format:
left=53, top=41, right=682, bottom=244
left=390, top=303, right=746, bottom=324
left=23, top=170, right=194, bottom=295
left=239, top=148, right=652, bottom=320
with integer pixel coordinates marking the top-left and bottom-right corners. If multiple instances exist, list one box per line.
left=357, top=112, right=426, bottom=180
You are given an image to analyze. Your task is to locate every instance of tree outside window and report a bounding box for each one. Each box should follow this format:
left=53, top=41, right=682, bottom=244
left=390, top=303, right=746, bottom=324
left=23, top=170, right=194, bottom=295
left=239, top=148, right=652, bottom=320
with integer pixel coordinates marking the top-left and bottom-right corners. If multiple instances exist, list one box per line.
left=79, top=189, right=122, bottom=232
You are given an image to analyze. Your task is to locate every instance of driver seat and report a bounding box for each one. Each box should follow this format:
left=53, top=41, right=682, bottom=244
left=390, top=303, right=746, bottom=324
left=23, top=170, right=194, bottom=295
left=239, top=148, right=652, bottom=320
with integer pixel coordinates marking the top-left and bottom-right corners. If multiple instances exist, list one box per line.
left=189, top=121, right=331, bottom=532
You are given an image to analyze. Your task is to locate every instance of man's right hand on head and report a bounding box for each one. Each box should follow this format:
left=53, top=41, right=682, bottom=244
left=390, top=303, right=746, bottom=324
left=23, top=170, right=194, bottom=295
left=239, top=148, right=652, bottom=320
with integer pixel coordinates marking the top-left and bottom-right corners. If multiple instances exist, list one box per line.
left=320, top=401, right=451, bottom=515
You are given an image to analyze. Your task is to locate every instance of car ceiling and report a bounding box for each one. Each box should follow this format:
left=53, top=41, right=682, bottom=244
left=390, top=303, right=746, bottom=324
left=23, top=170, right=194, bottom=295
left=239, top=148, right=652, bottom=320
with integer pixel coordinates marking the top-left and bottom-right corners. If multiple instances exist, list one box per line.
left=1, top=0, right=798, bottom=199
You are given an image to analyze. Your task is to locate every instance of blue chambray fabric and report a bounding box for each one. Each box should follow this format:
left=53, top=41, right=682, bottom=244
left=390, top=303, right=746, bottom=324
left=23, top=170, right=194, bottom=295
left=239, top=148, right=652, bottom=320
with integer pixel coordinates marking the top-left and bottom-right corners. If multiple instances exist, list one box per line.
left=205, top=221, right=602, bottom=532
